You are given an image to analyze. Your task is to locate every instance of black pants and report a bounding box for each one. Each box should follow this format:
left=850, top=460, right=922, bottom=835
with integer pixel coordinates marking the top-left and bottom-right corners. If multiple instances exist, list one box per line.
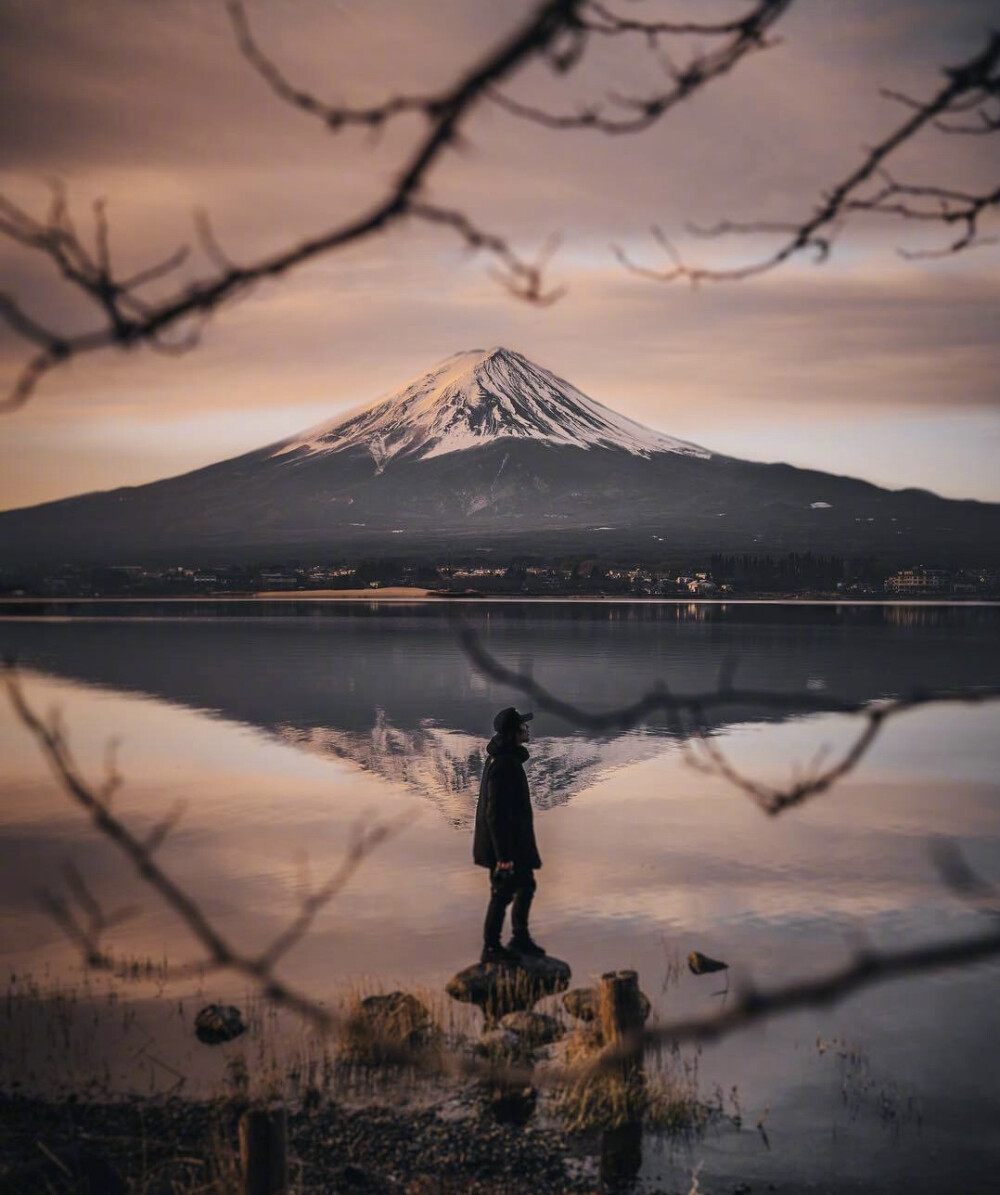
left=483, top=867, right=536, bottom=946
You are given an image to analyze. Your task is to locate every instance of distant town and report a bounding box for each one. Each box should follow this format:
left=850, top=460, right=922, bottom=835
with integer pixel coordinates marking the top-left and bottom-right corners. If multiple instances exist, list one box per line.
left=2, top=555, right=998, bottom=600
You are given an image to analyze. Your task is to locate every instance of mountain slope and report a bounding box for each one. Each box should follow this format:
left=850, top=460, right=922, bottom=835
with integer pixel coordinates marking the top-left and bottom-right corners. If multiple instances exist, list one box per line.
left=1, top=348, right=998, bottom=565
left=272, top=347, right=709, bottom=466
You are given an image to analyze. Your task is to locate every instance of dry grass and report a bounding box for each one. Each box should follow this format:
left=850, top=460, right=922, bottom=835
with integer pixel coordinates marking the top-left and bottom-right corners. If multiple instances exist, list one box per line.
left=555, top=1045, right=714, bottom=1135
left=553, top=972, right=718, bottom=1138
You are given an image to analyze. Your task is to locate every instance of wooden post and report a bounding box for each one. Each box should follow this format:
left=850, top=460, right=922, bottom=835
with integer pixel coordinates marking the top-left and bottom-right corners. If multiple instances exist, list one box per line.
left=240, top=1105, right=287, bottom=1195
left=599, top=969, right=643, bottom=1074
left=598, top=970, right=644, bottom=1189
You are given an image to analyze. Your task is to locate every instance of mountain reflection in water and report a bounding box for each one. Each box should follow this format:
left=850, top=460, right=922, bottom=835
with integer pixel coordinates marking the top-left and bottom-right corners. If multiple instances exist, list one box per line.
left=2, top=602, right=997, bottom=823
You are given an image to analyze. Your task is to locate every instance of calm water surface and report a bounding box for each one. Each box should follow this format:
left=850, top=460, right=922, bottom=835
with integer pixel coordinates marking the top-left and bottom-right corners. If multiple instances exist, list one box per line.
left=1, top=602, right=998, bottom=1192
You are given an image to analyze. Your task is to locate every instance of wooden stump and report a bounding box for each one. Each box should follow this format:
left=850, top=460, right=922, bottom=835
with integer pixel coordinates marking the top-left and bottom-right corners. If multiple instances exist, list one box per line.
left=240, top=1105, right=287, bottom=1195
left=597, top=971, right=646, bottom=1189
left=599, top=969, right=644, bottom=1076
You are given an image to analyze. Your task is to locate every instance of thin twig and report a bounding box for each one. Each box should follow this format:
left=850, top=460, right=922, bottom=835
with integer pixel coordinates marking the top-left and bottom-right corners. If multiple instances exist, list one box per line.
left=4, top=666, right=406, bottom=1031
left=620, top=30, right=1000, bottom=281
left=6, top=661, right=1000, bottom=1077
left=491, top=0, right=791, bottom=134
left=0, top=0, right=587, bottom=407
left=458, top=625, right=1000, bottom=814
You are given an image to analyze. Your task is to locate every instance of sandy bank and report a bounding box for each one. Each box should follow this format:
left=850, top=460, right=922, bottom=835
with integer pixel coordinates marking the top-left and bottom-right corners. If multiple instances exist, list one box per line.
left=254, top=587, right=437, bottom=600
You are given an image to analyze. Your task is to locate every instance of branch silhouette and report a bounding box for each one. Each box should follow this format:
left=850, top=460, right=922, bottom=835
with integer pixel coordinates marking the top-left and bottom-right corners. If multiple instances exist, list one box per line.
left=618, top=30, right=1000, bottom=281
left=4, top=664, right=408, bottom=1032
left=4, top=2, right=993, bottom=407
left=7, top=659, right=1000, bottom=1088
left=0, top=0, right=587, bottom=409
left=458, top=625, right=1000, bottom=815
left=490, top=0, right=791, bottom=134
left=589, top=912, right=1000, bottom=1067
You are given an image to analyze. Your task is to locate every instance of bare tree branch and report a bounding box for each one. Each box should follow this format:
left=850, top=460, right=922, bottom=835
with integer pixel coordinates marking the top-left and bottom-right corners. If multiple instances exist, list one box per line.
left=929, top=836, right=1000, bottom=913
left=843, top=171, right=1000, bottom=257
left=256, top=810, right=411, bottom=973
left=8, top=659, right=1000, bottom=1093
left=4, top=665, right=408, bottom=1032
left=571, top=839, right=1000, bottom=1072
left=679, top=700, right=888, bottom=815
left=225, top=0, right=439, bottom=131
left=458, top=625, right=1000, bottom=815
left=598, top=917, right=1000, bottom=1060
left=582, top=0, right=776, bottom=40
left=621, top=29, right=1000, bottom=281
left=410, top=201, right=566, bottom=303
left=3, top=1, right=989, bottom=407
left=0, top=0, right=588, bottom=407
left=490, top=0, right=791, bottom=134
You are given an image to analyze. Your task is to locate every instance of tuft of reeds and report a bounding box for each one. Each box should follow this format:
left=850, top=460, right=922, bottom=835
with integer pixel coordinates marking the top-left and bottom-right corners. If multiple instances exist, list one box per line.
left=553, top=977, right=717, bottom=1138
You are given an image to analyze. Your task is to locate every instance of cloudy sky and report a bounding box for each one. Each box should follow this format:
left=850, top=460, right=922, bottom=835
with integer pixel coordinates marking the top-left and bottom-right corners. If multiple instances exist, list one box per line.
left=1, top=0, right=998, bottom=511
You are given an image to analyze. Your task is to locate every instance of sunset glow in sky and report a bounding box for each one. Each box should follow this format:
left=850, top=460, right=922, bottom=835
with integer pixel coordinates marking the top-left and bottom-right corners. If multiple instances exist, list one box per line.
left=2, top=0, right=998, bottom=510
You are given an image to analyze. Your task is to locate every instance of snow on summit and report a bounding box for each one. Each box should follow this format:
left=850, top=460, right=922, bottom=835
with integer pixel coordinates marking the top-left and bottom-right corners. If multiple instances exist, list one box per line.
left=273, top=348, right=710, bottom=467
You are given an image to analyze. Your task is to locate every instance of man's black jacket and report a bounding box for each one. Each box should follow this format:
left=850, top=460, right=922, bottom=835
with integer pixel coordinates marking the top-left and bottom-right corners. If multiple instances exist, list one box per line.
left=473, top=734, right=542, bottom=870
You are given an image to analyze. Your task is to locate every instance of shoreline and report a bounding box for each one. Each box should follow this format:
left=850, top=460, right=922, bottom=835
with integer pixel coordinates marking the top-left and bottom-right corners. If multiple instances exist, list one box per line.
left=1, top=593, right=998, bottom=607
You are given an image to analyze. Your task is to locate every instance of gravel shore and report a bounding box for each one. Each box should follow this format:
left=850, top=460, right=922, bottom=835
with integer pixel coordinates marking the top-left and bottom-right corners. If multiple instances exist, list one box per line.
left=0, top=1094, right=604, bottom=1194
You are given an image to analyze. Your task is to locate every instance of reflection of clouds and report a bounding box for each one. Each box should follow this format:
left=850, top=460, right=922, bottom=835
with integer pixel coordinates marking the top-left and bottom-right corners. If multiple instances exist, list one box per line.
left=3, top=637, right=998, bottom=994
left=5, top=661, right=998, bottom=1176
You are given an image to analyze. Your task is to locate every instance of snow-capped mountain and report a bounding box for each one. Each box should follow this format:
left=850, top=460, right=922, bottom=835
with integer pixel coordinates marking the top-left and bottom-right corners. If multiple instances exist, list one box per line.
left=272, top=347, right=709, bottom=468
left=2, top=347, right=998, bottom=565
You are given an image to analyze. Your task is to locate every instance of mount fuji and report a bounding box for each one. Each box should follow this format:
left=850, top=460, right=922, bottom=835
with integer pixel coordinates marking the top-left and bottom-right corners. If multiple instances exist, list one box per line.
left=1, top=346, right=998, bottom=564
left=273, top=347, right=710, bottom=467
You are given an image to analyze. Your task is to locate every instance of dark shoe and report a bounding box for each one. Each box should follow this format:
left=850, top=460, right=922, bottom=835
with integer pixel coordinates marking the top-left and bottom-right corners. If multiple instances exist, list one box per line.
left=481, top=943, right=519, bottom=965
left=508, top=934, right=546, bottom=958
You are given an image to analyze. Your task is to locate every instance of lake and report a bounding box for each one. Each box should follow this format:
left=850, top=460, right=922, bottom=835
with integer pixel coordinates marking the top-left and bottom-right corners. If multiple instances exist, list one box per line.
left=1, top=600, right=998, bottom=1192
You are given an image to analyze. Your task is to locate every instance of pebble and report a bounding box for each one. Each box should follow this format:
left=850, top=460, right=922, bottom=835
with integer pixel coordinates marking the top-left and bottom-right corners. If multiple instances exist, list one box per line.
left=0, top=1094, right=596, bottom=1194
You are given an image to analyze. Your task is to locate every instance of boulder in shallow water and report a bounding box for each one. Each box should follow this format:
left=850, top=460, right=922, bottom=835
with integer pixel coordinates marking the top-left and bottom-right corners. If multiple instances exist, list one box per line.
left=687, top=950, right=728, bottom=975
left=194, top=1003, right=246, bottom=1045
left=342, top=991, right=438, bottom=1064
left=446, top=954, right=571, bottom=1023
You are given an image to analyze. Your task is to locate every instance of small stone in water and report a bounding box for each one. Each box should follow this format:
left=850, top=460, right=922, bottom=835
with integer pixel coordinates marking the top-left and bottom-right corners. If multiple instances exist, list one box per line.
left=194, top=1003, right=245, bottom=1045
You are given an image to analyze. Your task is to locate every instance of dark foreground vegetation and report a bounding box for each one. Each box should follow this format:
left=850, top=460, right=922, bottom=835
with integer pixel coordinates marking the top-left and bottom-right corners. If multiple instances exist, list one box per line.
left=0, top=1094, right=599, bottom=1195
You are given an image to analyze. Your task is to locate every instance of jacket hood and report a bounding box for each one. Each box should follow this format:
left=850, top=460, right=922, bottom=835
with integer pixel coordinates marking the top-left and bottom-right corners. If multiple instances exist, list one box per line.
left=486, top=733, right=529, bottom=762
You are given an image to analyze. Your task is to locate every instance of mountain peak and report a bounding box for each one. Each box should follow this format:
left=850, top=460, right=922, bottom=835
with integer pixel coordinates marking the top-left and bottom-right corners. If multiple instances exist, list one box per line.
left=272, top=348, right=710, bottom=468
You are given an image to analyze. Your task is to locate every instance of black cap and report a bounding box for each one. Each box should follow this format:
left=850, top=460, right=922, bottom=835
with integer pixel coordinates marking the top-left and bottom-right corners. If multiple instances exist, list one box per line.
left=493, top=707, right=534, bottom=735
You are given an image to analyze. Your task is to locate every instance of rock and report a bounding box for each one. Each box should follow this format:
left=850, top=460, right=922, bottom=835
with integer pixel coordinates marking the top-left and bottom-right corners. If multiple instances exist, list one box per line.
left=194, top=1003, right=246, bottom=1045
left=562, top=988, right=596, bottom=1022
left=687, top=950, right=729, bottom=975
left=486, top=1083, right=538, bottom=1126
left=473, top=1028, right=523, bottom=1062
left=499, top=1010, right=563, bottom=1046
left=446, top=954, right=571, bottom=1024
left=342, top=991, right=438, bottom=1064
left=562, top=986, right=651, bottom=1024
left=332, top=1162, right=379, bottom=1191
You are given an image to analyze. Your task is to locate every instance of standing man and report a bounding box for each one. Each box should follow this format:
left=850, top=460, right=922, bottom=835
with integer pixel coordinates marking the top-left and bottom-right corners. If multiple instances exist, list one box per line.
left=474, top=706, right=546, bottom=963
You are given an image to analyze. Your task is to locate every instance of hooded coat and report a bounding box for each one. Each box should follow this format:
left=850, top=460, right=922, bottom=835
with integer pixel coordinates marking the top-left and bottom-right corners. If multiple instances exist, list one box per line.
left=473, top=734, right=542, bottom=870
